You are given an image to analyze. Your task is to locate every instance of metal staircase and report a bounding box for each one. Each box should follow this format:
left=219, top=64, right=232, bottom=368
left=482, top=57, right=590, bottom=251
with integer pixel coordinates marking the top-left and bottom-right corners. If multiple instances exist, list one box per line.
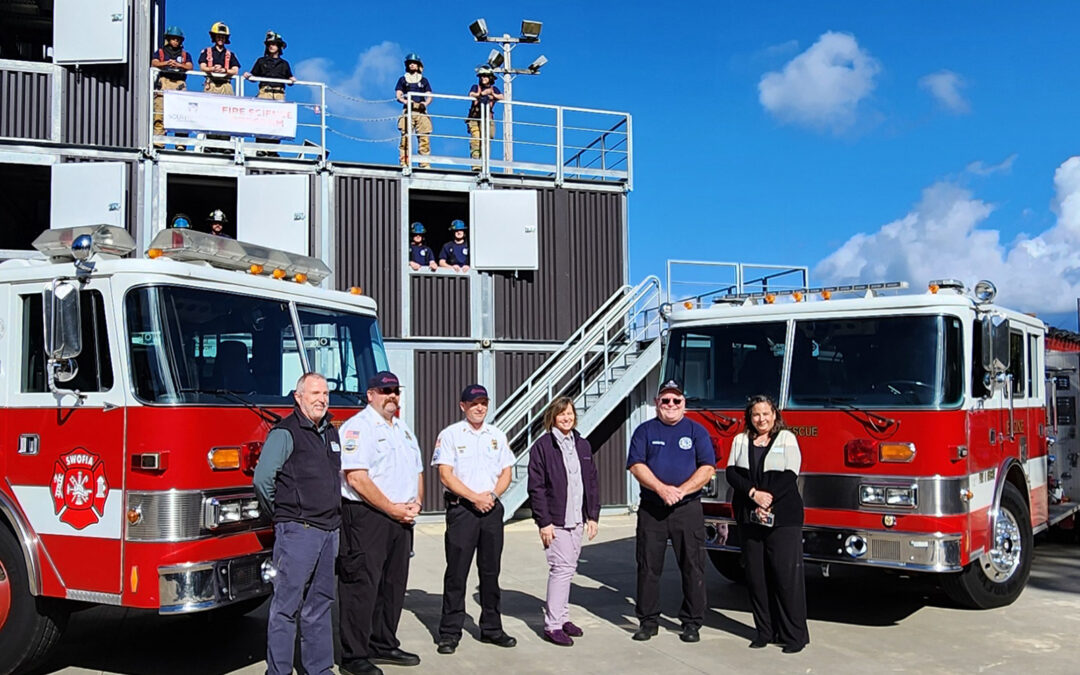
left=494, top=276, right=664, bottom=520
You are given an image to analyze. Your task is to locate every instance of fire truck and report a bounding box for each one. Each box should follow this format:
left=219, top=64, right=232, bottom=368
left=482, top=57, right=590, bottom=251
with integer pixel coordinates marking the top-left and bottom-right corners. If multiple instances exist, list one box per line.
left=660, top=278, right=1080, bottom=609
left=0, top=225, right=386, bottom=674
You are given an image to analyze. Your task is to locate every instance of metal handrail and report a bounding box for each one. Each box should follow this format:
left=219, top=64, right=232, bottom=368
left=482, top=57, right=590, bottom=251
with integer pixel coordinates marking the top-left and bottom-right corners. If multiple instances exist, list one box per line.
left=492, top=276, right=662, bottom=450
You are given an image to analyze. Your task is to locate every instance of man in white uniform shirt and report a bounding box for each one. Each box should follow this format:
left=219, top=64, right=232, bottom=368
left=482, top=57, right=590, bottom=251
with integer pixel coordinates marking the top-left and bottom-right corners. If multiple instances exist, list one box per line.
left=338, top=371, right=424, bottom=675
left=433, top=384, right=517, bottom=655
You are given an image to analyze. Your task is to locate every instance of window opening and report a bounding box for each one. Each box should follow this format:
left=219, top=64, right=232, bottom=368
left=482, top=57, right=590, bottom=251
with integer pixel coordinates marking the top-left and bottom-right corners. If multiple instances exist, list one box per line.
left=22, top=290, right=114, bottom=392
left=165, top=173, right=237, bottom=238
left=0, top=164, right=51, bottom=251
left=407, top=189, right=469, bottom=272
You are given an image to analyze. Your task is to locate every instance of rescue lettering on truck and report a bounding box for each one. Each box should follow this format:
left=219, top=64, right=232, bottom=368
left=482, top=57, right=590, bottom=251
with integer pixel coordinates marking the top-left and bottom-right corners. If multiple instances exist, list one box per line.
left=0, top=225, right=388, bottom=675
left=660, top=279, right=1080, bottom=610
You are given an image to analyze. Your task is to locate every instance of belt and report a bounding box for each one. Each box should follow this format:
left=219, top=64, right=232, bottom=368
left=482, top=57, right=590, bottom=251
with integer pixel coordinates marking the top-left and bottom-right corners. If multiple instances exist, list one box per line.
left=260, top=85, right=285, bottom=92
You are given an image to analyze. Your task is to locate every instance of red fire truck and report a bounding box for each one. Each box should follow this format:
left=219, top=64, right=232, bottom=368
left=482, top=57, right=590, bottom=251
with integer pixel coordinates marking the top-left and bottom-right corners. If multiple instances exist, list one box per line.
left=0, top=226, right=386, bottom=674
left=661, top=279, right=1080, bottom=609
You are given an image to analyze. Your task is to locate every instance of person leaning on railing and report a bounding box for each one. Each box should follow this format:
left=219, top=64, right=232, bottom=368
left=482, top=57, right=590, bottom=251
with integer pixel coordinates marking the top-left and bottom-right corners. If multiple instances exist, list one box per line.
left=198, top=21, right=240, bottom=153
left=150, top=26, right=192, bottom=150
left=244, top=31, right=295, bottom=156
left=466, top=65, right=503, bottom=170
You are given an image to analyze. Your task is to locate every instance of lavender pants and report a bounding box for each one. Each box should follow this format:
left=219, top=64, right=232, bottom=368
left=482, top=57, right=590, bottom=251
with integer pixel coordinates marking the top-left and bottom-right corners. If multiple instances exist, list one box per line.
left=543, top=524, right=584, bottom=631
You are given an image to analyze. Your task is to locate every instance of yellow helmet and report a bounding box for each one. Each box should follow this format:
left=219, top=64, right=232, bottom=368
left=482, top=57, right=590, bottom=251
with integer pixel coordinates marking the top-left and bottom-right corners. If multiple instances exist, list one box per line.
left=209, top=21, right=231, bottom=43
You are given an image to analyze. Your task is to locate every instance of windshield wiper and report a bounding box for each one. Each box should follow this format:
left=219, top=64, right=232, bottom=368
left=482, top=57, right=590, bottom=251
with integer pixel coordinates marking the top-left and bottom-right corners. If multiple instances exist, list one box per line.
left=795, top=395, right=898, bottom=433
left=179, top=387, right=283, bottom=425
left=683, top=398, right=740, bottom=431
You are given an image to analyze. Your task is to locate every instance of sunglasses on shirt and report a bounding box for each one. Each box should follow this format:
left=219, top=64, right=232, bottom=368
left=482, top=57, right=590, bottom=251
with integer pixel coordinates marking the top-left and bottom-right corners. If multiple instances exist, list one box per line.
left=659, top=397, right=684, bottom=405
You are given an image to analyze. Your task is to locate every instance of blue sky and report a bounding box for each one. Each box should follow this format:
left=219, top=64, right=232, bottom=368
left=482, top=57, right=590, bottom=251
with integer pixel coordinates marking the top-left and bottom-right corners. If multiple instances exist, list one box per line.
left=167, top=2, right=1080, bottom=329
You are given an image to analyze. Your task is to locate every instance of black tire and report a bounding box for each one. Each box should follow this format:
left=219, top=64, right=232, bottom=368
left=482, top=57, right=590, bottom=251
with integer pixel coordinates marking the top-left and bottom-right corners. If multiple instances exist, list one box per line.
left=941, top=482, right=1032, bottom=609
left=0, top=525, right=69, bottom=674
left=708, top=550, right=746, bottom=584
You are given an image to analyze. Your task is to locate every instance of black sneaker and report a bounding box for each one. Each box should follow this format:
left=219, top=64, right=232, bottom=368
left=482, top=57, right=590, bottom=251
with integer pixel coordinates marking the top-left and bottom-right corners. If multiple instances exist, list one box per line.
left=370, top=648, right=420, bottom=666
left=679, top=625, right=700, bottom=643
left=436, top=638, right=458, bottom=655
left=631, top=625, right=659, bottom=641
left=480, top=632, right=517, bottom=648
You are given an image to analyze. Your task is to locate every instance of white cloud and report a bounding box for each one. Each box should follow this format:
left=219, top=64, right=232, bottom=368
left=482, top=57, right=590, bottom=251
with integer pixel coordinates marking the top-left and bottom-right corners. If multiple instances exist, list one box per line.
left=919, top=70, right=970, bottom=114
left=815, top=157, right=1080, bottom=315
left=758, top=31, right=881, bottom=132
left=294, top=41, right=403, bottom=140
left=966, top=154, right=1016, bottom=176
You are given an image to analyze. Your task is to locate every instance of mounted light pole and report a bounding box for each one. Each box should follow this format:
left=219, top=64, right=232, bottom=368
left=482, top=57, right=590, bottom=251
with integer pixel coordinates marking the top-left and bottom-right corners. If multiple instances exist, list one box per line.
left=468, top=18, right=548, bottom=168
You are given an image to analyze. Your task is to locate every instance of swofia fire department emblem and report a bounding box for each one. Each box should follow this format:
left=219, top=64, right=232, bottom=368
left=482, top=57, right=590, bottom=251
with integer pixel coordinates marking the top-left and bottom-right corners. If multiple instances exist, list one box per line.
left=50, top=448, right=109, bottom=529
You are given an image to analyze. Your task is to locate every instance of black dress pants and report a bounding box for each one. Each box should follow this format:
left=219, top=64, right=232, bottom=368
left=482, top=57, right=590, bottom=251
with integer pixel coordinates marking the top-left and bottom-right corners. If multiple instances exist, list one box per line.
left=438, top=498, right=505, bottom=639
left=635, top=498, right=707, bottom=629
left=338, top=500, right=413, bottom=661
left=742, top=523, right=809, bottom=648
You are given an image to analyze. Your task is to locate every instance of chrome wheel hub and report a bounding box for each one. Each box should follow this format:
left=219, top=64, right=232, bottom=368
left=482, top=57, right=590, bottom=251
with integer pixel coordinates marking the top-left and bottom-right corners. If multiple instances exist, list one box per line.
left=982, top=508, right=1022, bottom=582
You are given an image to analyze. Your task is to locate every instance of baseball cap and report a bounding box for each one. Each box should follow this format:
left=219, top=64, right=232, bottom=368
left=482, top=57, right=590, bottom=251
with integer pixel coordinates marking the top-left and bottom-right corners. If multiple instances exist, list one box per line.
left=657, top=379, right=684, bottom=396
left=367, top=371, right=402, bottom=390
left=460, top=383, right=489, bottom=402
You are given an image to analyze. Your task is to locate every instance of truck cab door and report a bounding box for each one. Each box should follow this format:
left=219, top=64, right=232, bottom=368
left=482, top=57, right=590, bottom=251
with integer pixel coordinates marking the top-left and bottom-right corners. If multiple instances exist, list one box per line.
left=4, top=278, right=126, bottom=596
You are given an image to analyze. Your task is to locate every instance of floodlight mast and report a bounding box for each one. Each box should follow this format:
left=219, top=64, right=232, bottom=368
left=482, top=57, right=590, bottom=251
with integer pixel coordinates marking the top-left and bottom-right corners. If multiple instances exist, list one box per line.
left=469, top=18, right=546, bottom=170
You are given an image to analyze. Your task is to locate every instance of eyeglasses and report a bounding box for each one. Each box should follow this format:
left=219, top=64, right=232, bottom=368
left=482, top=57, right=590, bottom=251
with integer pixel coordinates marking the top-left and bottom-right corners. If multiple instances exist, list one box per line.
left=376, top=387, right=400, bottom=396
left=659, top=397, right=684, bottom=405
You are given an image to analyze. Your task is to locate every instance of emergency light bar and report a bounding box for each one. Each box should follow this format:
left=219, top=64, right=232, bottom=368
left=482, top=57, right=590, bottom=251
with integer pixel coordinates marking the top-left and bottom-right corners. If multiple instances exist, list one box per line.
left=146, top=229, right=331, bottom=285
left=714, top=281, right=908, bottom=305
left=33, top=225, right=137, bottom=260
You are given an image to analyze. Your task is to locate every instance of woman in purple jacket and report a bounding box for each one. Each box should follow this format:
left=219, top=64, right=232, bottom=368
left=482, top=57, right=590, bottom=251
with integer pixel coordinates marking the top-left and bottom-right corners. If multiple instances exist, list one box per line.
left=527, top=396, right=600, bottom=646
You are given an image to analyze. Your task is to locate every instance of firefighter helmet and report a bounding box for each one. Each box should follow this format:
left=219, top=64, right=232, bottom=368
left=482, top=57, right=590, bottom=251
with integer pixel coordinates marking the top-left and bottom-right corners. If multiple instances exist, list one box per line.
left=170, top=213, right=192, bottom=229
left=209, top=21, right=231, bottom=43
left=264, top=30, right=287, bottom=49
left=404, top=53, right=423, bottom=68
left=450, top=219, right=467, bottom=231
left=410, top=222, right=426, bottom=235
left=164, top=26, right=185, bottom=41
left=206, top=209, right=228, bottom=224
left=476, top=65, right=494, bottom=78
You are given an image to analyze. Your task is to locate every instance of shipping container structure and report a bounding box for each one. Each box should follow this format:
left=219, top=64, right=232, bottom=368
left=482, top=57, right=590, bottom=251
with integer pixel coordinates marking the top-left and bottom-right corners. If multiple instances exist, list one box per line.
left=0, top=0, right=661, bottom=518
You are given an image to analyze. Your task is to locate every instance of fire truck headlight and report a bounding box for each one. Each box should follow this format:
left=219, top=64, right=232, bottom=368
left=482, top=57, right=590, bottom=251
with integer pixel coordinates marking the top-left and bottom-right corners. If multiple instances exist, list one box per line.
left=973, top=280, right=997, bottom=304
left=859, top=485, right=886, bottom=505
left=885, top=486, right=917, bottom=508
left=203, top=495, right=263, bottom=530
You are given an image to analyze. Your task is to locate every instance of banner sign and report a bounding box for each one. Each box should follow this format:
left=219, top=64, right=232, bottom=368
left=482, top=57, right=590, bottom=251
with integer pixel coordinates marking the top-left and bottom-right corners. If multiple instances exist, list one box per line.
left=163, top=90, right=298, bottom=139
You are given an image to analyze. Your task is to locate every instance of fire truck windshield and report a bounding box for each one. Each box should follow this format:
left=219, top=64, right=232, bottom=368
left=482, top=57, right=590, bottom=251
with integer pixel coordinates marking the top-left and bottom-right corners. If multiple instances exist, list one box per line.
left=664, top=315, right=963, bottom=410
left=788, top=315, right=963, bottom=409
left=125, top=285, right=387, bottom=407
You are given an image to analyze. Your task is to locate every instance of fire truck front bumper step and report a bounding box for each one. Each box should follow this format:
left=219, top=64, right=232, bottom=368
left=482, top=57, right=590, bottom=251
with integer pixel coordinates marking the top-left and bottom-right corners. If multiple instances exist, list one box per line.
left=158, top=551, right=272, bottom=614
left=704, top=517, right=963, bottom=573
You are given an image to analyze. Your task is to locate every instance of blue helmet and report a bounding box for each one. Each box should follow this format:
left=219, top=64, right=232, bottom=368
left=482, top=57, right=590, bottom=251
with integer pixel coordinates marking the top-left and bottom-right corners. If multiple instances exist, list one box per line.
left=450, top=219, right=467, bottom=231
left=404, top=53, right=423, bottom=68
left=170, top=213, right=192, bottom=229
left=410, top=222, right=426, bottom=235
left=164, top=26, right=185, bottom=40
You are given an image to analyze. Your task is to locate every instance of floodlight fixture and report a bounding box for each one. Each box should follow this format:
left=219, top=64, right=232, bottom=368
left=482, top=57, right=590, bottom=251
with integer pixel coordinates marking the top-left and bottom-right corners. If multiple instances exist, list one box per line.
left=469, top=18, right=489, bottom=41
left=527, top=55, right=548, bottom=73
left=520, top=20, right=542, bottom=41
left=487, top=48, right=504, bottom=68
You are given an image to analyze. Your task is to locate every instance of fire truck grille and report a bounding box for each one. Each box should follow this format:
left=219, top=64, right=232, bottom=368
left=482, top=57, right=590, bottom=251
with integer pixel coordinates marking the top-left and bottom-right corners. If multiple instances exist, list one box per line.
left=227, top=557, right=268, bottom=599
left=871, top=538, right=901, bottom=562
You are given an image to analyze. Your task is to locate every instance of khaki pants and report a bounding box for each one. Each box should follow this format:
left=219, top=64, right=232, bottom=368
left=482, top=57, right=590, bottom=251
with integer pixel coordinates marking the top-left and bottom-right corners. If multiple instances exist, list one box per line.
left=467, top=119, right=496, bottom=160
left=203, top=78, right=234, bottom=151
left=256, top=88, right=286, bottom=153
left=153, top=78, right=187, bottom=147
left=398, top=111, right=432, bottom=164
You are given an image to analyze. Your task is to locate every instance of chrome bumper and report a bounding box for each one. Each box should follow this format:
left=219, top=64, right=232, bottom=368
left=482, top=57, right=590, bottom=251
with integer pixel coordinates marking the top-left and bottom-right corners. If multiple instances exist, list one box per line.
left=704, top=517, right=963, bottom=573
left=158, top=551, right=271, bottom=614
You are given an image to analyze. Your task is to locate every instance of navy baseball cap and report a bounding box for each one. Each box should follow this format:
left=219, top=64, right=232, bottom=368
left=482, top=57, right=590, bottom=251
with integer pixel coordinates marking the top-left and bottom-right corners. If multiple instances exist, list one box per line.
left=657, top=379, right=684, bottom=396
left=367, top=371, right=402, bottom=390
left=460, top=383, right=489, bottom=402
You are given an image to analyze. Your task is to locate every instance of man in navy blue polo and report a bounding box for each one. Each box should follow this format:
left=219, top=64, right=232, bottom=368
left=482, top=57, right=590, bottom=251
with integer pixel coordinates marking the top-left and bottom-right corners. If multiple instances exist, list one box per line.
left=438, top=219, right=470, bottom=273
left=626, top=379, right=715, bottom=644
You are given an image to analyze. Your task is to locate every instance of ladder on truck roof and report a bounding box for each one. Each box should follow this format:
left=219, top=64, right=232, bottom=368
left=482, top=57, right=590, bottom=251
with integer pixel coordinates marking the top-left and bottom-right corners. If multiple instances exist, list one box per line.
left=493, top=276, right=664, bottom=520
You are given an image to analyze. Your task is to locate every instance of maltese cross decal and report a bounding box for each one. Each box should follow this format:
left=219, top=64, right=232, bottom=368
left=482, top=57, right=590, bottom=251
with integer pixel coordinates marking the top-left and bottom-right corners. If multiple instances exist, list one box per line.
left=50, top=448, right=109, bottom=530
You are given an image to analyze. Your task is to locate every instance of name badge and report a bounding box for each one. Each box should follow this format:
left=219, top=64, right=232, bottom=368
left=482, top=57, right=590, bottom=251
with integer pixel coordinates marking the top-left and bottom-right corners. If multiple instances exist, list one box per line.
left=330, top=442, right=341, bottom=453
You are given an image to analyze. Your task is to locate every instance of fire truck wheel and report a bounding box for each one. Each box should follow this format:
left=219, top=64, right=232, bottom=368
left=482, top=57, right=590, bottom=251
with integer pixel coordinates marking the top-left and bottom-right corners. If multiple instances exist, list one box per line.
left=708, top=550, right=746, bottom=584
left=0, top=526, right=69, bottom=674
left=941, top=482, right=1032, bottom=609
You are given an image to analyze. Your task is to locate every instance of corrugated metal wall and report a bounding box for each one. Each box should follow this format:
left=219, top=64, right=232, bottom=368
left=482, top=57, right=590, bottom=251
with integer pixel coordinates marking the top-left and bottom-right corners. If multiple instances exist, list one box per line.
left=587, top=403, right=628, bottom=506
left=334, top=175, right=401, bottom=337
left=410, top=275, right=469, bottom=337
left=495, top=350, right=554, bottom=405
left=62, top=6, right=142, bottom=147
left=494, top=188, right=624, bottom=341
left=414, top=350, right=477, bottom=512
left=0, top=69, right=51, bottom=139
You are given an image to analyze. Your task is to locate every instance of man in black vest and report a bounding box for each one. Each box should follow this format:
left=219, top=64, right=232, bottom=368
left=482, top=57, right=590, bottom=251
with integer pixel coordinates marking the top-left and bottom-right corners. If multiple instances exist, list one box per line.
left=254, top=372, right=341, bottom=675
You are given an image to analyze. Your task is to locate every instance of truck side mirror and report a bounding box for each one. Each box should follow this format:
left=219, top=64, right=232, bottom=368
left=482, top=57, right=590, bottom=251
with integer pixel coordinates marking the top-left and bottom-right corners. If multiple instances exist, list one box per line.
left=978, top=313, right=1010, bottom=385
left=43, top=280, right=82, bottom=360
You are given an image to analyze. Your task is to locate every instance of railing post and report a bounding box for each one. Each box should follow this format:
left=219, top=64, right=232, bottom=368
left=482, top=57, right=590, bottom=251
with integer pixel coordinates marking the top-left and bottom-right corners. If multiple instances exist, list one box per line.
left=320, top=84, right=327, bottom=160
left=625, top=113, right=634, bottom=190
left=556, top=106, right=564, bottom=186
